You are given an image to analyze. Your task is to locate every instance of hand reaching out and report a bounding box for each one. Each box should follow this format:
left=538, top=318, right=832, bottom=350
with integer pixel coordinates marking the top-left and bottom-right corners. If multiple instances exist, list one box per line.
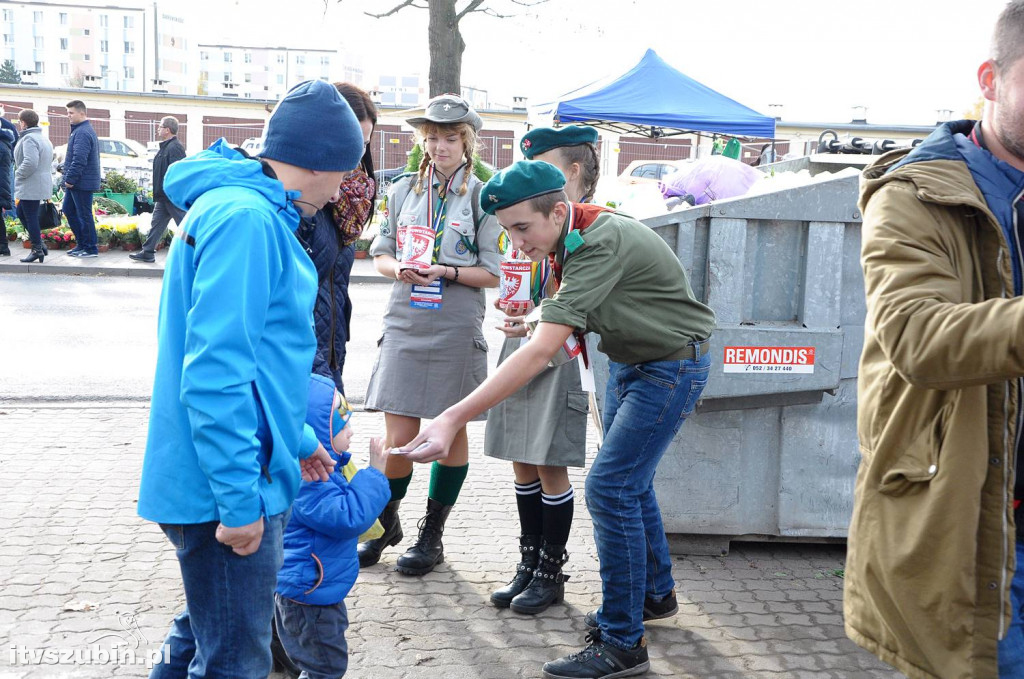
left=300, top=443, right=336, bottom=482
left=368, top=436, right=389, bottom=473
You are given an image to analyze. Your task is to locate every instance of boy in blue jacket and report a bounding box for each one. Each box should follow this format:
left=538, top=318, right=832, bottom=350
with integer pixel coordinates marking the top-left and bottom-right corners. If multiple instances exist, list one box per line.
left=275, top=374, right=391, bottom=678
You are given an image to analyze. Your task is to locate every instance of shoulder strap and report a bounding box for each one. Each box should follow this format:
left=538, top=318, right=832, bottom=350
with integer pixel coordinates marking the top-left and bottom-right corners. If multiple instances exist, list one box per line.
left=471, top=181, right=483, bottom=230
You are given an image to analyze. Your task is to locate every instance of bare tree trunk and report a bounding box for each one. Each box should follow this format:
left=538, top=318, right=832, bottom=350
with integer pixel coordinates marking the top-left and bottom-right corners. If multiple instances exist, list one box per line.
left=427, top=0, right=463, bottom=97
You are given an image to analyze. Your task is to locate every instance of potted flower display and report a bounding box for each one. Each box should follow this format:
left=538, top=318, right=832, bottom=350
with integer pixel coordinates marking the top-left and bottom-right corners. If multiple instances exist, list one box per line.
left=353, top=238, right=372, bottom=259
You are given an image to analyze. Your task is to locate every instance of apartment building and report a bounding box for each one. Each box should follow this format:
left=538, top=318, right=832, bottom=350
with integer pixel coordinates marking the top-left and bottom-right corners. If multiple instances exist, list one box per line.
left=197, top=44, right=362, bottom=100
left=0, top=0, right=188, bottom=94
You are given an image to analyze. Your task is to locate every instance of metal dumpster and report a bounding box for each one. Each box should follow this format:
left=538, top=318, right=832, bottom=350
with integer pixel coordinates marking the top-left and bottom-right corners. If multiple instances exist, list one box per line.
left=591, top=160, right=870, bottom=554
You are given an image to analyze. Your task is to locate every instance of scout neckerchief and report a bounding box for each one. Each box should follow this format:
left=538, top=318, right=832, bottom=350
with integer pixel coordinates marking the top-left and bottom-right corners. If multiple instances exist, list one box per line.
left=549, top=202, right=612, bottom=286
left=427, top=163, right=462, bottom=264
left=546, top=202, right=613, bottom=368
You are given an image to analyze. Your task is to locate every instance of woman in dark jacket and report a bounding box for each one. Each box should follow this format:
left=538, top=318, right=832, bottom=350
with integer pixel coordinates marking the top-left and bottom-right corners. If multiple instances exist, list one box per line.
left=295, top=82, right=377, bottom=393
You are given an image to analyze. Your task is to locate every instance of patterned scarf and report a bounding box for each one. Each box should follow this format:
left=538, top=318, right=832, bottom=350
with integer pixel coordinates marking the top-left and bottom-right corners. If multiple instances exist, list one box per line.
left=330, top=168, right=376, bottom=247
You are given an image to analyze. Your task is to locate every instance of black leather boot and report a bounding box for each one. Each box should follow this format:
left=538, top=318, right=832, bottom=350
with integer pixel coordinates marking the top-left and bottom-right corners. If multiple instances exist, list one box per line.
left=510, top=541, right=569, bottom=615
left=395, top=498, right=452, bottom=575
left=20, top=244, right=44, bottom=263
left=490, top=534, right=541, bottom=608
left=0, top=241, right=10, bottom=256
left=357, top=498, right=403, bottom=568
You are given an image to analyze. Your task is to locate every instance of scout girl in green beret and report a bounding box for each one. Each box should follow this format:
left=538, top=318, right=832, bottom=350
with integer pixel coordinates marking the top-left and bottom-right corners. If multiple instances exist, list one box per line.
left=397, top=160, right=715, bottom=679
left=359, top=94, right=502, bottom=576
left=485, top=125, right=600, bottom=615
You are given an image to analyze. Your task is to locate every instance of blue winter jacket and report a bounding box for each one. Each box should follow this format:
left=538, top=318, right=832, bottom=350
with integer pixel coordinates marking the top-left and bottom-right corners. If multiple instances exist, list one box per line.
left=277, top=374, right=390, bottom=605
left=0, top=128, right=15, bottom=207
left=295, top=210, right=355, bottom=393
left=137, top=139, right=321, bottom=528
left=63, top=119, right=100, bottom=192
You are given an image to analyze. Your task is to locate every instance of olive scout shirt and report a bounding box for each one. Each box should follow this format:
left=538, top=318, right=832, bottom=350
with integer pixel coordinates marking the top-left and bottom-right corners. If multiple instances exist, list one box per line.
left=539, top=210, right=715, bottom=365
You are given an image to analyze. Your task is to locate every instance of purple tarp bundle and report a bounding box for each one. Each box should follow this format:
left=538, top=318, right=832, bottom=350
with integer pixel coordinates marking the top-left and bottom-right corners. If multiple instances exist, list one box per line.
left=660, top=155, right=761, bottom=205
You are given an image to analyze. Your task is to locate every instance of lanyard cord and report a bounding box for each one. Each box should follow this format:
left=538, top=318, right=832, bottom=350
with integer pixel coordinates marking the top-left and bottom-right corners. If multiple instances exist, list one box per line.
left=427, top=164, right=461, bottom=264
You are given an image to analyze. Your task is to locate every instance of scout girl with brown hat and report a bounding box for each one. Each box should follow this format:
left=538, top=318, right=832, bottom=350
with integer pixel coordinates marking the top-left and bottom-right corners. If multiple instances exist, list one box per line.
left=358, top=94, right=502, bottom=575
left=484, top=125, right=601, bottom=615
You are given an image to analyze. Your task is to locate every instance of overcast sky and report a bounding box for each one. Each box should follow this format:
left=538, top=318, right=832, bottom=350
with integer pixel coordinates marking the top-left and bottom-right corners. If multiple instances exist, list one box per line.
left=182, top=0, right=1007, bottom=125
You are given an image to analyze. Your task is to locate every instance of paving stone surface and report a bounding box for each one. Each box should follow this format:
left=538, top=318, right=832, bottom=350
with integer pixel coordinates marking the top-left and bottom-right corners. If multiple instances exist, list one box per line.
left=0, top=405, right=900, bottom=678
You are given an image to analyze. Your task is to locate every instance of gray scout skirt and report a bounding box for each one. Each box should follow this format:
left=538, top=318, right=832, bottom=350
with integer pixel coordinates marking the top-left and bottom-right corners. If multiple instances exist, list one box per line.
left=364, top=279, right=489, bottom=421
left=483, top=336, right=588, bottom=467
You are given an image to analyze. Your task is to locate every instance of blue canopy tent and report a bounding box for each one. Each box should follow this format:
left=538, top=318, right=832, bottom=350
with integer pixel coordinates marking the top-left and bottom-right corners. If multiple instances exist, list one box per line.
left=531, top=49, right=776, bottom=140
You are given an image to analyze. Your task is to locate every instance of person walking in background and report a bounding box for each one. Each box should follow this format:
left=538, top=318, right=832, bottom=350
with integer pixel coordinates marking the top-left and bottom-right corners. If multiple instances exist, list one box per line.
left=61, top=100, right=101, bottom=258
left=296, top=82, right=377, bottom=393
left=845, top=3, right=1024, bottom=677
left=357, top=94, right=502, bottom=576
left=485, top=125, right=602, bottom=616
left=138, top=80, right=364, bottom=679
left=0, top=122, right=13, bottom=257
left=130, top=116, right=186, bottom=263
left=15, top=109, right=54, bottom=264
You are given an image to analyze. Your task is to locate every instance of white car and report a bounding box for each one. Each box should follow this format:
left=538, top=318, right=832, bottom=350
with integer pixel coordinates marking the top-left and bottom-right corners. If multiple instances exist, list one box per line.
left=54, top=137, right=151, bottom=173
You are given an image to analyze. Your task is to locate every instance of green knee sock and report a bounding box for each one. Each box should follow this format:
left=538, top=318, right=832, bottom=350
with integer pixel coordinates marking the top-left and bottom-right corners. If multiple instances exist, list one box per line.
left=428, top=462, right=469, bottom=506
left=388, top=472, right=413, bottom=502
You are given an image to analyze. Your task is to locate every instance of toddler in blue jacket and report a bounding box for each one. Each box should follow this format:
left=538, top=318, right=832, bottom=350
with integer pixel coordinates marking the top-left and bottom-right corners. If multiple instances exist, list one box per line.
left=275, top=374, right=391, bottom=678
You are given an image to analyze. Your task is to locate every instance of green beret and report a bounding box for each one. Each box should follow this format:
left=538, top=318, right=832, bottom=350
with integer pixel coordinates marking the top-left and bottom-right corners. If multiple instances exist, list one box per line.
left=480, top=160, right=566, bottom=215
left=520, top=125, right=599, bottom=159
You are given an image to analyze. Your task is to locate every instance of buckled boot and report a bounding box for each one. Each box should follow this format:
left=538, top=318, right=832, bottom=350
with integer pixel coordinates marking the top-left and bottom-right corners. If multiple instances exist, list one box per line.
left=490, top=534, right=541, bottom=608
left=510, top=541, right=569, bottom=615
left=357, top=499, right=403, bottom=568
left=20, top=244, right=44, bottom=263
left=395, top=498, right=452, bottom=576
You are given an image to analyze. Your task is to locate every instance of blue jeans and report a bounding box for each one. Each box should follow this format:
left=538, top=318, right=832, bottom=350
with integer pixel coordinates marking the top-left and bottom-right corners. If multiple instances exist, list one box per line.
left=274, top=594, right=349, bottom=679
left=999, top=538, right=1024, bottom=677
left=62, top=188, right=96, bottom=253
left=586, top=348, right=710, bottom=650
left=150, top=512, right=289, bottom=679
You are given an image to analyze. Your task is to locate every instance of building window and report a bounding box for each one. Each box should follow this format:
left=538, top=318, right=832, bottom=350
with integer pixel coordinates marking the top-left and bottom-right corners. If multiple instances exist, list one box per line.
left=59, top=12, right=67, bottom=24
left=100, top=40, right=108, bottom=53
left=295, top=55, right=305, bottom=65
left=124, top=16, right=134, bottom=29
left=100, top=15, right=108, bottom=27
left=34, top=36, right=43, bottom=49
left=83, top=29, right=90, bottom=36
left=34, top=61, right=43, bottom=73
left=3, top=34, right=12, bottom=45
left=33, top=11, right=41, bottom=22
left=276, top=54, right=285, bottom=64
left=60, top=38, right=68, bottom=50
left=60, top=63, right=68, bottom=75
left=200, top=51, right=208, bottom=61
left=244, top=73, right=251, bottom=83
left=244, top=52, right=251, bottom=63
left=223, top=73, right=231, bottom=82
left=3, top=10, right=13, bottom=21
left=276, top=74, right=284, bottom=84
left=321, top=56, right=330, bottom=67
left=224, top=52, right=232, bottom=63
left=124, top=66, right=134, bottom=78
left=84, top=53, right=90, bottom=61
left=124, top=41, right=134, bottom=54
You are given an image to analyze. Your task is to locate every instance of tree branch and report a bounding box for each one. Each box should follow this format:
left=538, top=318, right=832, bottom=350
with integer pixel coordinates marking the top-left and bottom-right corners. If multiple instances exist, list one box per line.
left=455, top=0, right=488, bottom=20
left=359, top=0, right=427, bottom=18
left=508, top=0, right=551, bottom=5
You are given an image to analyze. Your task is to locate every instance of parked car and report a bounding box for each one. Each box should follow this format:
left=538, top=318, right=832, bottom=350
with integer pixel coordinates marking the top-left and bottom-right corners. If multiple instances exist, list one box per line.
left=618, top=159, right=689, bottom=185
left=54, top=137, right=151, bottom=174
left=240, top=137, right=263, bottom=156
left=374, top=165, right=409, bottom=192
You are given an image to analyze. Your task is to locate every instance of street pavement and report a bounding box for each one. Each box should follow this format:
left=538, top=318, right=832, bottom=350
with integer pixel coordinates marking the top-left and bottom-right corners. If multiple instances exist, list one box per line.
left=0, top=255, right=901, bottom=678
